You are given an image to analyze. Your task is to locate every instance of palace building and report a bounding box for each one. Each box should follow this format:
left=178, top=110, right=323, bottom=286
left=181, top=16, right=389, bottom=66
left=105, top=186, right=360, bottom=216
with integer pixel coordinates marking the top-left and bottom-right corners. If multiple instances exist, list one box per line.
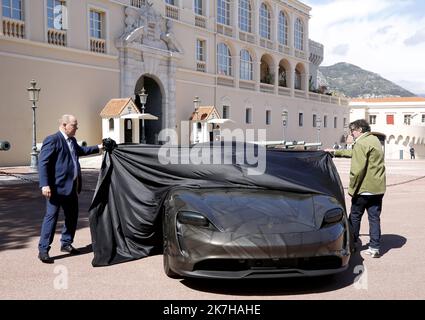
left=350, top=97, right=425, bottom=159
left=0, top=0, right=349, bottom=166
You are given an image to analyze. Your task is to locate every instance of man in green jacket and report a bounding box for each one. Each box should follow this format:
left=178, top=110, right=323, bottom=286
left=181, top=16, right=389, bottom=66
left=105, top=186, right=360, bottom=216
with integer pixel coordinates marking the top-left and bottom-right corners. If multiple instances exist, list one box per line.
left=326, top=119, right=386, bottom=258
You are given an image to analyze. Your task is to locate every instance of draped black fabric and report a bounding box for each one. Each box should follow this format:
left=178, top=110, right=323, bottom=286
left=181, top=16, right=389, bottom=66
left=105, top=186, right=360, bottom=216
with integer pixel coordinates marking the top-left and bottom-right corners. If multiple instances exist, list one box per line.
left=88, top=142, right=345, bottom=267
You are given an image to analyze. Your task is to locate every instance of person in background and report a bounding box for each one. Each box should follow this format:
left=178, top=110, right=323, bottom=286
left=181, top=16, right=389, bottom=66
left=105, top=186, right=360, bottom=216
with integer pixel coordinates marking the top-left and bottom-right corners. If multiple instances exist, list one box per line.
left=410, top=146, right=415, bottom=159
left=325, top=119, right=386, bottom=258
left=37, top=115, right=103, bottom=263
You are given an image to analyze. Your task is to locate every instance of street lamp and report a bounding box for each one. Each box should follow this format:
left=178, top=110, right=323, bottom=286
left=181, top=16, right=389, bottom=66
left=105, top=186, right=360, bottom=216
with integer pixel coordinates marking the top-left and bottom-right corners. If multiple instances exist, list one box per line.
left=139, top=87, right=148, bottom=144
left=281, top=110, right=288, bottom=142
left=27, top=79, right=41, bottom=172
left=193, top=96, right=201, bottom=143
left=316, top=114, right=322, bottom=146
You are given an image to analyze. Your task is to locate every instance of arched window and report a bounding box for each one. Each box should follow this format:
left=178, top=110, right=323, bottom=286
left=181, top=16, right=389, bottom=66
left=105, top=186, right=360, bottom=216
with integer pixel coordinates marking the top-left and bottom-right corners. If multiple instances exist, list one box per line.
left=238, top=0, right=251, bottom=33
left=259, top=3, right=271, bottom=40
left=108, top=118, right=114, bottom=131
left=217, top=43, right=232, bottom=76
left=295, top=18, right=304, bottom=50
left=165, top=0, right=176, bottom=5
left=278, top=11, right=288, bottom=46
left=295, top=68, right=302, bottom=90
left=240, top=49, right=253, bottom=80
left=217, top=0, right=231, bottom=25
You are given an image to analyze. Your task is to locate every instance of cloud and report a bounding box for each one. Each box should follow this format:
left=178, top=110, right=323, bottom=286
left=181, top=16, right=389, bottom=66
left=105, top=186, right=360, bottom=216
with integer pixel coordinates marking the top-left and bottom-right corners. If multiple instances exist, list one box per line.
left=304, top=0, right=425, bottom=95
left=332, top=44, right=349, bottom=56
left=404, top=29, right=425, bottom=46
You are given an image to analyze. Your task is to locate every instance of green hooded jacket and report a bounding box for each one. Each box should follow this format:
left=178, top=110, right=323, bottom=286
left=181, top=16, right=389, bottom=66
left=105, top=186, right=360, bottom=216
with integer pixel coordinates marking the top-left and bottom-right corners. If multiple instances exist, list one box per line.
left=334, top=132, right=386, bottom=196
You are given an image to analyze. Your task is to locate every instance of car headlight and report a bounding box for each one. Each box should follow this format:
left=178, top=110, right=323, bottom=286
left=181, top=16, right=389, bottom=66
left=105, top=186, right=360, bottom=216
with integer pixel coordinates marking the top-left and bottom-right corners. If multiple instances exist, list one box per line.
left=322, top=208, right=343, bottom=227
left=177, top=211, right=210, bottom=227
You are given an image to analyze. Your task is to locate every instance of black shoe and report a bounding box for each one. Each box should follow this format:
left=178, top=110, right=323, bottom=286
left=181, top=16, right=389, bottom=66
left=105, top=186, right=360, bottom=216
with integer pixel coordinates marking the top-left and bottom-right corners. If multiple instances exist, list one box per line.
left=60, top=245, right=81, bottom=255
left=38, top=252, right=54, bottom=264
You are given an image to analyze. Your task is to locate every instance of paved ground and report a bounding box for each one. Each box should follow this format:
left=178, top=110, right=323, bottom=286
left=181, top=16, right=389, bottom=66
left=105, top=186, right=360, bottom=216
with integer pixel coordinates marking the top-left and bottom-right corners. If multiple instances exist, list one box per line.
left=1, top=155, right=425, bottom=300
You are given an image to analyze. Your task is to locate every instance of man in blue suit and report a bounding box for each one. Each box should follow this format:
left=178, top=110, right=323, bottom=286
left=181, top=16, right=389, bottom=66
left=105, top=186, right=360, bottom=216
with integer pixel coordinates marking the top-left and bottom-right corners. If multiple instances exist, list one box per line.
left=38, top=114, right=103, bottom=263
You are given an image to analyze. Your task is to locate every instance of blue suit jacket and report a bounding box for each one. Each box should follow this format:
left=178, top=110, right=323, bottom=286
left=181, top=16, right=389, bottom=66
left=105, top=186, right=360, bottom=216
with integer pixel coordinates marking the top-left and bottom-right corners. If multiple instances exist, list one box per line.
left=39, top=131, right=99, bottom=195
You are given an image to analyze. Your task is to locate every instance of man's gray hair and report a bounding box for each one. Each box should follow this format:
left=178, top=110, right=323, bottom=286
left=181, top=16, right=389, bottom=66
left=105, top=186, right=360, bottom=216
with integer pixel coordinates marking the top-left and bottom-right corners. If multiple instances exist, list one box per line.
left=59, top=114, right=75, bottom=125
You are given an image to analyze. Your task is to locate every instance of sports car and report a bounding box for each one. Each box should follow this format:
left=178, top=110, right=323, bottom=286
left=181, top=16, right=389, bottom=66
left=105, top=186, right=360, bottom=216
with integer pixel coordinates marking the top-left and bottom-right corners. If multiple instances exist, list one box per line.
left=162, top=187, right=351, bottom=279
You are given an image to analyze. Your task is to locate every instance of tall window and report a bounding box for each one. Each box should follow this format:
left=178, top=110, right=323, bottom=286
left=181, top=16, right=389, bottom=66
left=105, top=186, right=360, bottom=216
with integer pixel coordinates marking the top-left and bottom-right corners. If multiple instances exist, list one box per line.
left=295, top=69, right=302, bottom=90
left=223, top=106, right=230, bottom=119
left=422, top=114, right=425, bottom=123
left=343, top=117, right=347, bottom=128
left=90, top=10, right=103, bottom=39
left=323, top=115, right=328, bottom=128
left=238, top=0, right=251, bottom=33
left=109, top=118, right=114, bottom=131
left=278, top=11, right=288, bottom=46
left=313, top=114, right=317, bottom=128
left=240, top=49, right=253, bottom=80
left=295, top=18, right=304, bottom=50
left=386, top=115, right=394, bottom=125
left=246, top=108, right=252, bottom=124
left=404, top=114, right=412, bottom=125
left=47, top=0, right=66, bottom=30
left=334, top=116, right=338, bottom=129
left=266, top=110, right=271, bottom=125
left=194, top=0, right=202, bottom=15
left=2, top=0, right=23, bottom=20
left=166, top=0, right=176, bottom=5
left=299, top=113, right=303, bottom=127
left=196, top=39, right=206, bottom=61
left=217, top=0, right=230, bottom=25
left=369, top=115, right=377, bottom=125
left=259, top=3, right=270, bottom=39
left=217, top=43, right=232, bottom=76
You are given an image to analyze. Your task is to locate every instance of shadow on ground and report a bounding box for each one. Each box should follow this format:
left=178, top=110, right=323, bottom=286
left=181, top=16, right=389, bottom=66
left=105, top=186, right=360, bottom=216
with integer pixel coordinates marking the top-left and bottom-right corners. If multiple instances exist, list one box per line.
left=181, top=234, right=406, bottom=295
left=0, top=170, right=99, bottom=252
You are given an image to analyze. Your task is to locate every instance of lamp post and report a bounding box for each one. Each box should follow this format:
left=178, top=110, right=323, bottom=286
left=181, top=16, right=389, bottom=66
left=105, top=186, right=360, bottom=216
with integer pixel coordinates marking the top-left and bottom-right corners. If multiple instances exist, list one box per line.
left=316, top=114, right=322, bottom=147
left=281, top=110, right=288, bottom=142
left=27, top=79, right=41, bottom=172
left=139, top=87, right=148, bottom=144
left=193, top=96, right=200, bottom=143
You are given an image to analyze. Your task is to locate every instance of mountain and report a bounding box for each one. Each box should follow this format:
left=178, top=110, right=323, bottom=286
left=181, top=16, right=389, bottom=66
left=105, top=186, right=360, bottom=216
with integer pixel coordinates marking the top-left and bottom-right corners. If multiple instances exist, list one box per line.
left=318, top=62, right=415, bottom=98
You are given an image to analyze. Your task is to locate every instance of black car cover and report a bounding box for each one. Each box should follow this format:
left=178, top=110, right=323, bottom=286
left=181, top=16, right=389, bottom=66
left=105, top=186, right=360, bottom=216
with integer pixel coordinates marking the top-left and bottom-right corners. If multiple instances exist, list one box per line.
left=88, top=142, right=345, bottom=267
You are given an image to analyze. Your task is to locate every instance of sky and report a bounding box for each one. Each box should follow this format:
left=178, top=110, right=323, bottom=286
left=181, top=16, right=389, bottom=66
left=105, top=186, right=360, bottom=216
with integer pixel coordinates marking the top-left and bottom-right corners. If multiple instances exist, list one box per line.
left=303, top=0, right=425, bottom=95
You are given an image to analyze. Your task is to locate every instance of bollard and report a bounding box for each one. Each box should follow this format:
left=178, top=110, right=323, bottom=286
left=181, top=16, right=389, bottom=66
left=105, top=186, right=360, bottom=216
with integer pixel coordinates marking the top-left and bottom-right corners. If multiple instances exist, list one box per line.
left=0, top=141, right=11, bottom=151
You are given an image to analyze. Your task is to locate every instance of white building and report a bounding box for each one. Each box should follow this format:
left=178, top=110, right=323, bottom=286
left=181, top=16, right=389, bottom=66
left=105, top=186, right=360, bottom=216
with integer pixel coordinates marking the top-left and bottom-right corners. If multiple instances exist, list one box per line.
left=350, top=97, right=425, bottom=159
left=0, top=0, right=349, bottom=166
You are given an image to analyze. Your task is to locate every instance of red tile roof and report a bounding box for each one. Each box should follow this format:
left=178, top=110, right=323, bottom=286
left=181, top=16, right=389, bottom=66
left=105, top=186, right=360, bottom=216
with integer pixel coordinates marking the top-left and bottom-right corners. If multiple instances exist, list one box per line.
left=100, top=98, right=139, bottom=117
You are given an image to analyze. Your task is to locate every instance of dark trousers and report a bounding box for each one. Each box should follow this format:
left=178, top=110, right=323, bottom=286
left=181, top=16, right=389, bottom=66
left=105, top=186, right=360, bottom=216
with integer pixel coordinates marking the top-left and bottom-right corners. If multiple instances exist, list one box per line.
left=350, top=194, right=384, bottom=250
left=38, top=183, right=79, bottom=253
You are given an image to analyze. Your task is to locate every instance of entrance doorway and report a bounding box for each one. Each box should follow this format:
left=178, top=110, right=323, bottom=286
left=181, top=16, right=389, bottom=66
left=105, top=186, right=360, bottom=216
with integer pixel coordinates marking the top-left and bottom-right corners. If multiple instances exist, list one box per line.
left=124, top=119, right=133, bottom=143
left=134, top=75, right=163, bottom=144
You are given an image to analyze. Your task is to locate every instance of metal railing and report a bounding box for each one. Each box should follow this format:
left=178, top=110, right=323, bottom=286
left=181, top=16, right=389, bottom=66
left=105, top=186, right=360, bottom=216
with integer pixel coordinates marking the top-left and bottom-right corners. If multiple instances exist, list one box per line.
left=130, top=0, right=145, bottom=7
left=216, top=24, right=233, bottom=37
left=196, top=61, right=206, bottom=72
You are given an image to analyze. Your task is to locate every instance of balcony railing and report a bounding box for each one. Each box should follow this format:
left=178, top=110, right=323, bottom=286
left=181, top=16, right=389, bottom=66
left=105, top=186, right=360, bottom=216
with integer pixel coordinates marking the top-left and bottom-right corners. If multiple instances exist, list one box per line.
left=294, top=89, right=306, bottom=99
left=216, top=24, right=233, bottom=37
left=260, top=38, right=274, bottom=50
left=130, top=0, right=145, bottom=7
left=278, top=87, right=291, bottom=96
left=260, top=83, right=274, bottom=94
left=217, top=75, right=234, bottom=87
left=196, top=61, right=206, bottom=72
left=165, top=5, right=179, bottom=20
left=295, top=49, right=306, bottom=60
left=278, top=44, right=291, bottom=55
left=2, top=18, right=25, bottom=39
left=47, top=29, right=66, bottom=46
left=239, top=31, right=255, bottom=44
left=195, top=15, right=206, bottom=28
left=90, top=38, right=106, bottom=53
left=239, top=80, right=255, bottom=91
